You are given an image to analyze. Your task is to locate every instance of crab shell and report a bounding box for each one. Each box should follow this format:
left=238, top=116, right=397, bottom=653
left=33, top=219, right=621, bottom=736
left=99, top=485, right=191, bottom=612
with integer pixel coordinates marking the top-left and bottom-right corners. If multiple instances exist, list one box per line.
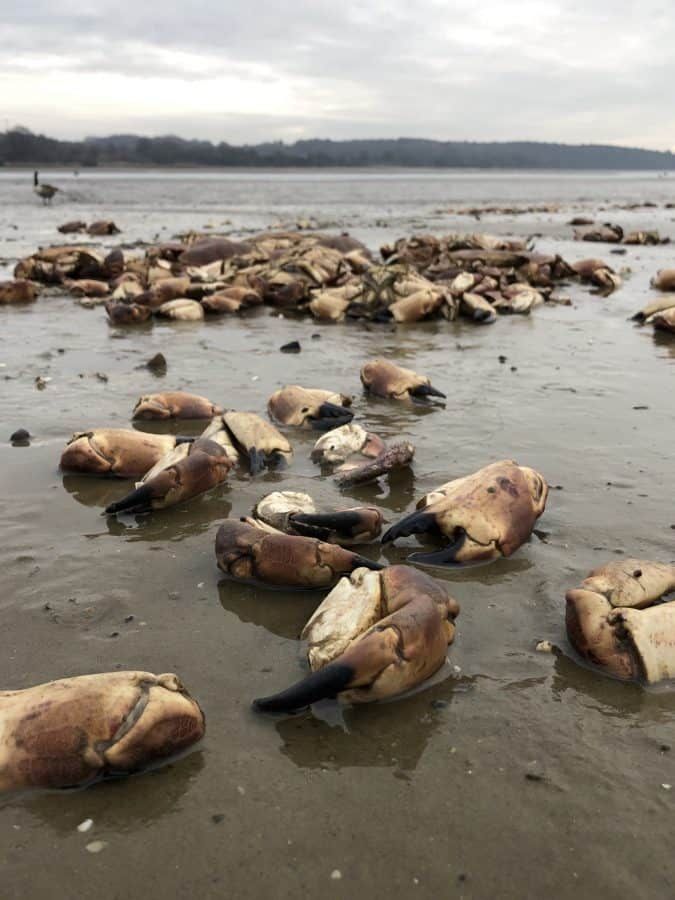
left=65, top=279, right=111, bottom=298
left=60, top=430, right=178, bottom=478
left=252, top=565, right=459, bottom=711
left=652, top=308, right=675, bottom=333
left=389, top=288, right=444, bottom=323
left=633, top=298, right=675, bottom=322
left=311, top=423, right=386, bottom=465
left=383, top=460, right=548, bottom=564
left=251, top=491, right=383, bottom=545
left=133, top=391, right=223, bottom=421
left=566, top=560, right=675, bottom=683
left=0, top=671, right=205, bottom=792
left=360, top=358, right=443, bottom=401
left=201, top=287, right=262, bottom=314
left=309, top=284, right=362, bottom=322
left=105, top=438, right=233, bottom=514
left=221, top=411, right=292, bottom=472
left=135, top=277, right=192, bottom=309
left=156, top=299, right=205, bottom=321
left=334, top=442, right=415, bottom=488
left=459, top=292, right=496, bottom=323
left=0, top=280, right=39, bottom=304
left=267, top=386, right=353, bottom=428
left=215, top=519, right=381, bottom=588
left=651, top=269, right=675, bottom=292
left=105, top=301, right=152, bottom=325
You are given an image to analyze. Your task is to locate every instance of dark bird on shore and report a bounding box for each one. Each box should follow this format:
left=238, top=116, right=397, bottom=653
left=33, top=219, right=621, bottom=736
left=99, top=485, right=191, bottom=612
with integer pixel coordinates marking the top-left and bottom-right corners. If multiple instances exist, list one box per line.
left=33, top=170, right=59, bottom=204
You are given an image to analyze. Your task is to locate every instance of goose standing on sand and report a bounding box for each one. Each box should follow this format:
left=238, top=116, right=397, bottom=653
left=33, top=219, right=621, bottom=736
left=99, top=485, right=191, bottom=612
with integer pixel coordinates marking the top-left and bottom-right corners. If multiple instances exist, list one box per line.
left=33, top=171, right=59, bottom=204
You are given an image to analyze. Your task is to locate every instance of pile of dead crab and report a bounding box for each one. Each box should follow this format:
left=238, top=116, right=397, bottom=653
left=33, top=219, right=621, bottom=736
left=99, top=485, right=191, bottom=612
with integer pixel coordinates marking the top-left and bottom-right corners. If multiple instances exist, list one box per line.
left=3, top=228, right=625, bottom=326
left=1, top=229, right=673, bottom=797
left=2, top=348, right=674, bottom=795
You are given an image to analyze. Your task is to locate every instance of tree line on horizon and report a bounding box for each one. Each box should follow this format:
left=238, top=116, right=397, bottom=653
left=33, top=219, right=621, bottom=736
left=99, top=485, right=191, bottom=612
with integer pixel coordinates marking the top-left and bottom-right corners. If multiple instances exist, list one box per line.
left=2, top=127, right=675, bottom=170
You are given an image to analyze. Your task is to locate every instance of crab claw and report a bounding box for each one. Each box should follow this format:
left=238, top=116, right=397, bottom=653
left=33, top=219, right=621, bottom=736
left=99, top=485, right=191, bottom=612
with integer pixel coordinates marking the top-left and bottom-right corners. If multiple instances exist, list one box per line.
left=653, top=308, right=675, bottom=333
left=334, top=442, right=415, bottom=488
left=252, top=565, right=459, bottom=712
left=0, top=671, right=205, bottom=792
left=381, top=511, right=468, bottom=565
left=566, top=560, right=675, bottom=683
left=221, top=411, right=292, bottom=474
left=251, top=492, right=383, bottom=545
left=267, top=385, right=353, bottom=430
left=105, top=301, right=152, bottom=325
left=60, top=429, right=180, bottom=478
left=360, top=358, right=444, bottom=402
left=409, top=383, right=446, bottom=400
left=311, top=423, right=386, bottom=465
left=133, top=391, right=223, bottom=420
left=215, top=519, right=382, bottom=589
left=105, top=438, right=233, bottom=515
left=383, top=460, right=548, bottom=565
left=290, top=509, right=383, bottom=544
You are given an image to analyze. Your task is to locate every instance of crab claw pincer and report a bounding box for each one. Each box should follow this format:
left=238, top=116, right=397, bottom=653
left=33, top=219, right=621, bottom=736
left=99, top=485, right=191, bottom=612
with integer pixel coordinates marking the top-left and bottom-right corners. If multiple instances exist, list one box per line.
left=251, top=491, right=383, bottom=544
left=566, top=559, right=675, bottom=683
left=382, top=459, right=548, bottom=565
left=220, top=411, right=292, bottom=474
left=104, top=437, right=233, bottom=515
left=267, top=385, right=353, bottom=430
left=132, top=391, right=223, bottom=420
left=360, top=358, right=445, bottom=402
left=252, top=565, right=459, bottom=712
left=215, top=519, right=382, bottom=589
left=0, top=671, right=205, bottom=792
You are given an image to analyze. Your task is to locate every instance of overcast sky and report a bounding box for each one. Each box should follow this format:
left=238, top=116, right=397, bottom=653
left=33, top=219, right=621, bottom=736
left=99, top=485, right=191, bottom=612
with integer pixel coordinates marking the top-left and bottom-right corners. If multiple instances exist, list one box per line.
left=1, top=0, right=672, bottom=148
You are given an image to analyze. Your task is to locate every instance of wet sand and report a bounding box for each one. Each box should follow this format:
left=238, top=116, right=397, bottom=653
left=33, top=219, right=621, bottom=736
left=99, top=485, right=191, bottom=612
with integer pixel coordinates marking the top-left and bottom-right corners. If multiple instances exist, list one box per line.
left=1, top=170, right=674, bottom=899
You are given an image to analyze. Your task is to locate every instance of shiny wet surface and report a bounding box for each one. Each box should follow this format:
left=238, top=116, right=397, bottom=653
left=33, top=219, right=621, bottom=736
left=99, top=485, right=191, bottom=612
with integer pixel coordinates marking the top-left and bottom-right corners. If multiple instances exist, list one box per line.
left=1, top=170, right=674, bottom=899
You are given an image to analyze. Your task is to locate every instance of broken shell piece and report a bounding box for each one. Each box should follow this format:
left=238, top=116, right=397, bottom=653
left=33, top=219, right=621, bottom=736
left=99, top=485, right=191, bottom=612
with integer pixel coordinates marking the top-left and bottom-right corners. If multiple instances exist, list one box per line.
left=252, top=565, right=459, bottom=712
left=382, top=459, right=548, bottom=565
left=566, top=560, right=675, bottom=683
left=0, top=671, right=204, bottom=792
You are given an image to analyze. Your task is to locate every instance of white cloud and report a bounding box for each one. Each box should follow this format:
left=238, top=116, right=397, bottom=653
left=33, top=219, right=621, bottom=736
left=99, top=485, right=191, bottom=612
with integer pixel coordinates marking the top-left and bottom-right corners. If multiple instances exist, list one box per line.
left=0, top=0, right=673, bottom=148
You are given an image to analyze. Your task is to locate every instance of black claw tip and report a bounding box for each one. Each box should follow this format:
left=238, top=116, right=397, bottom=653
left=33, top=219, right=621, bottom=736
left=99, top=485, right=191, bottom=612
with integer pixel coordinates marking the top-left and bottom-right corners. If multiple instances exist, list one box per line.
left=411, top=383, right=446, bottom=400
left=311, top=403, right=354, bottom=431
left=105, top=483, right=155, bottom=515
left=381, top=510, right=439, bottom=544
left=248, top=447, right=266, bottom=475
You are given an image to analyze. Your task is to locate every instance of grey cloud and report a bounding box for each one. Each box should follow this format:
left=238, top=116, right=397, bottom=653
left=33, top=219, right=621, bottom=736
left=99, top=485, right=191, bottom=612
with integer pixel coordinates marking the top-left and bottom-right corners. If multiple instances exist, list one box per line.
left=1, top=1, right=674, bottom=147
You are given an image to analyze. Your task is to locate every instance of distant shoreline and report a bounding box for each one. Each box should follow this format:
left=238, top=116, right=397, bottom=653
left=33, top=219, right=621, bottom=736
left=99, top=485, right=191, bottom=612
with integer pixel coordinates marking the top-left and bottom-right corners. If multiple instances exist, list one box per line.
left=2, top=164, right=674, bottom=175
left=3, top=129, right=675, bottom=171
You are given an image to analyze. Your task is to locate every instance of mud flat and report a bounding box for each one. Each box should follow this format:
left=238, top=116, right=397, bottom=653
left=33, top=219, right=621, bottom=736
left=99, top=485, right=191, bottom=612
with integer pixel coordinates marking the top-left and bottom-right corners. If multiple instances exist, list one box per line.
left=1, top=169, right=674, bottom=900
